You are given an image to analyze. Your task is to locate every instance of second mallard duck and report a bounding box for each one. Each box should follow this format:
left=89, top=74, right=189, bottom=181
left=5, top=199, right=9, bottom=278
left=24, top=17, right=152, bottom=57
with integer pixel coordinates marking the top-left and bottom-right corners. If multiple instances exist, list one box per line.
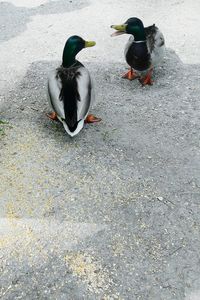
left=111, top=17, right=165, bottom=85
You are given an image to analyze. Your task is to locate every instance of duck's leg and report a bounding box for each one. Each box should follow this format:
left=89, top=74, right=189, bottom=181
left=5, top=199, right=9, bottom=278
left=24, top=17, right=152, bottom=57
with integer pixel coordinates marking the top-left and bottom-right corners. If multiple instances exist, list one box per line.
left=139, top=68, right=153, bottom=85
left=47, top=112, right=58, bottom=121
left=85, top=114, right=102, bottom=123
left=122, top=68, right=138, bottom=80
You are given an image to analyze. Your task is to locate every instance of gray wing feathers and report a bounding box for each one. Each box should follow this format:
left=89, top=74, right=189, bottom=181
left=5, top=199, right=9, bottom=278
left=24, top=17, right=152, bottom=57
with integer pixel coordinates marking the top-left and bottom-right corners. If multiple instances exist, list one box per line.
left=145, top=25, right=165, bottom=66
left=47, top=70, right=65, bottom=119
left=76, top=67, right=92, bottom=120
left=145, top=25, right=165, bottom=52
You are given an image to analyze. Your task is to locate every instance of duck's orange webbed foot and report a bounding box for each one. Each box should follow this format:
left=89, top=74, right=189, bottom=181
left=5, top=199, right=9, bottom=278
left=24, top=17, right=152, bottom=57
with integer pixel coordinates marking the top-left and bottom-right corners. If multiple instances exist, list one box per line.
left=85, top=114, right=102, bottom=124
left=139, top=68, right=153, bottom=86
left=122, top=68, right=138, bottom=80
left=47, top=112, right=58, bottom=121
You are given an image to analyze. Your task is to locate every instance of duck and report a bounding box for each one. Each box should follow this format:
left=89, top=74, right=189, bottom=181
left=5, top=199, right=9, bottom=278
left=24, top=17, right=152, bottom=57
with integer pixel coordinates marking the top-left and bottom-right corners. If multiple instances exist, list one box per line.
left=47, top=35, right=101, bottom=137
left=111, top=17, right=165, bottom=85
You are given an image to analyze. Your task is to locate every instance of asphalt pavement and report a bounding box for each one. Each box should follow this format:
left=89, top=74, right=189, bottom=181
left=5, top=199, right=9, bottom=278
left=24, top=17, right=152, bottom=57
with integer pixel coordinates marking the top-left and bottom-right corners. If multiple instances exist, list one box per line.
left=0, top=1, right=200, bottom=299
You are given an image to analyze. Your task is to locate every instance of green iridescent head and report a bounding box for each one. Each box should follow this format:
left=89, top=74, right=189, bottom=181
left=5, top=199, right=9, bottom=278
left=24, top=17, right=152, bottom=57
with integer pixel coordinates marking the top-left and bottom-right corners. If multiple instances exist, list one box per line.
left=111, top=17, right=146, bottom=41
left=62, top=35, right=96, bottom=68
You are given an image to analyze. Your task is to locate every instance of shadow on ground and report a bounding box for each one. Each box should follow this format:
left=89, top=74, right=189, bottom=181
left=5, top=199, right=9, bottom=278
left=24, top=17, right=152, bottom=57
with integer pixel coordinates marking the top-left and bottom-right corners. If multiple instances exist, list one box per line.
left=0, top=0, right=90, bottom=43
left=0, top=49, right=200, bottom=299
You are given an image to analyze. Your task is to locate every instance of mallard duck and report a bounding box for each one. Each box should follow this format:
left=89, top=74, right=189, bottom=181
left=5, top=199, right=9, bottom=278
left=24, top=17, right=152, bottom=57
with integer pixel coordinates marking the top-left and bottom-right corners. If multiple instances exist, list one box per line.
left=47, top=35, right=101, bottom=137
left=111, top=17, right=165, bottom=85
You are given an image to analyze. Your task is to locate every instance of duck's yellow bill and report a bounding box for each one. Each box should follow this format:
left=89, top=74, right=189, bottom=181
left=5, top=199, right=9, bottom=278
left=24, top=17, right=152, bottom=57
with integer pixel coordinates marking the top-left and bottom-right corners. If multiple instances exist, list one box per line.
left=85, top=41, right=96, bottom=48
left=111, top=24, right=126, bottom=31
left=110, top=24, right=127, bottom=36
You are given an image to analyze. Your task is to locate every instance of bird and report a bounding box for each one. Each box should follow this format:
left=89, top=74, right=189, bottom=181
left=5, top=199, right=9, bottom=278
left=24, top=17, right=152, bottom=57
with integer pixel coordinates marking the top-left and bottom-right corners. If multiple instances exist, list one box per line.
left=111, top=17, right=165, bottom=85
left=47, top=35, right=101, bottom=137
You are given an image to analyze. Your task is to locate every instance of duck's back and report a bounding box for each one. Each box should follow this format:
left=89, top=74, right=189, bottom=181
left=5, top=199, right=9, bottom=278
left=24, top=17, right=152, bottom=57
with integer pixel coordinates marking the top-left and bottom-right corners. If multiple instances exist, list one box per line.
left=58, top=66, right=81, bottom=131
left=48, top=65, right=92, bottom=133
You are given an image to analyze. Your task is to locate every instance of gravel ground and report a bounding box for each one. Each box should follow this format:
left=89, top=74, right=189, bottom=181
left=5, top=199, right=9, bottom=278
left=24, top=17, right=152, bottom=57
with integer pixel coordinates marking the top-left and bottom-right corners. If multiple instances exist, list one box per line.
left=0, top=1, right=200, bottom=299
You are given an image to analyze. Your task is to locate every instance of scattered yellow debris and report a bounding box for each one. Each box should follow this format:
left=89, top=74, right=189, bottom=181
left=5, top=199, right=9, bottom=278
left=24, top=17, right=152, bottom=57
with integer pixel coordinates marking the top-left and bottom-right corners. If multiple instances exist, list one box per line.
left=65, top=252, right=112, bottom=294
